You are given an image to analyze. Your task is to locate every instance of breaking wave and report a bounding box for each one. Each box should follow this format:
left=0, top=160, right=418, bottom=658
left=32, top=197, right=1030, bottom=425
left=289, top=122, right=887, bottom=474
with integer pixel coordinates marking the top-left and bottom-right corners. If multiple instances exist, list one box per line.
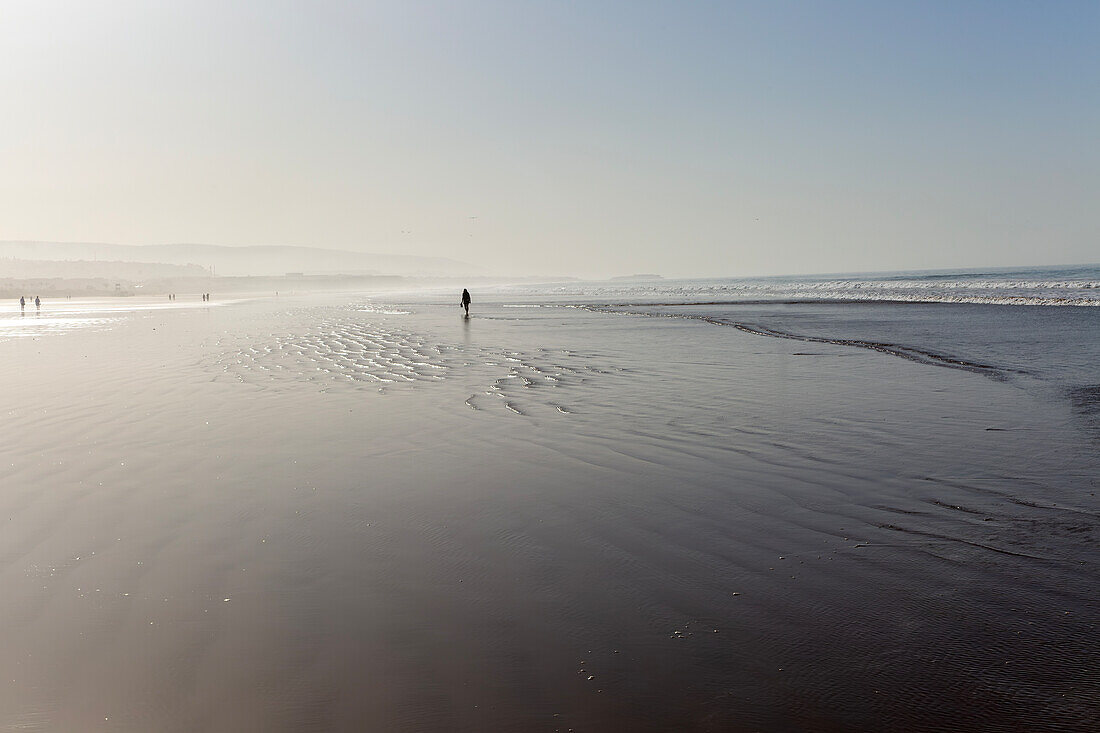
left=502, top=265, right=1100, bottom=307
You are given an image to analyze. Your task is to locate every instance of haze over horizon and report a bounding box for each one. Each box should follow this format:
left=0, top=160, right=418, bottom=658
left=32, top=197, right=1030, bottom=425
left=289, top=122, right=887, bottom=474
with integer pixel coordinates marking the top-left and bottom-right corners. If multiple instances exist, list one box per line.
left=2, top=1, right=1097, bottom=279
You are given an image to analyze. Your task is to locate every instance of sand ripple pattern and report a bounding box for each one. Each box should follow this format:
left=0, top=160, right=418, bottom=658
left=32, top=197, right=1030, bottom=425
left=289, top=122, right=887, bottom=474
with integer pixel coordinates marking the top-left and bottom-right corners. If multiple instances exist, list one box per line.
left=209, top=317, right=454, bottom=386
left=466, top=349, right=621, bottom=417
left=206, top=314, right=622, bottom=417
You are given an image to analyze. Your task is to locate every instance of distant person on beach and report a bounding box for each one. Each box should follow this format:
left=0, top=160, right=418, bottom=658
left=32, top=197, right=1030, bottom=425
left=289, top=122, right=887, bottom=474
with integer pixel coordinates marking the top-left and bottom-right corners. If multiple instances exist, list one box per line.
left=19, top=296, right=25, bottom=310
left=34, top=296, right=40, bottom=309
left=461, top=288, right=471, bottom=317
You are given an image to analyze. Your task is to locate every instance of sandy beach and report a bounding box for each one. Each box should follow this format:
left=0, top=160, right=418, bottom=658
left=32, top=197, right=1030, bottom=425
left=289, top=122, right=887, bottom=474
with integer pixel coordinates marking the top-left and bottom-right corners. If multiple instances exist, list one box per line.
left=0, top=292, right=1096, bottom=731
left=5, top=0, right=1099, bottom=728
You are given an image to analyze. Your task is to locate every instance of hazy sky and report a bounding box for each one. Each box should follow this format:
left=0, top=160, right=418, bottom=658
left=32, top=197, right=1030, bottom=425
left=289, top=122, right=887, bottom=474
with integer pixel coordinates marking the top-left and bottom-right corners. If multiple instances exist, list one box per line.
left=1, top=1, right=1097, bottom=278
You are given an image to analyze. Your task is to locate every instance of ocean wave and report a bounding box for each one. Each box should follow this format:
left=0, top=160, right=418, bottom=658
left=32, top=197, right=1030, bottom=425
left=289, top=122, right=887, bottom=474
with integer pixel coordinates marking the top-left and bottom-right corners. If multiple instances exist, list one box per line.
left=503, top=266, right=1100, bottom=306
left=618, top=294, right=1100, bottom=307
left=516, top=284, right=1100, bottom=307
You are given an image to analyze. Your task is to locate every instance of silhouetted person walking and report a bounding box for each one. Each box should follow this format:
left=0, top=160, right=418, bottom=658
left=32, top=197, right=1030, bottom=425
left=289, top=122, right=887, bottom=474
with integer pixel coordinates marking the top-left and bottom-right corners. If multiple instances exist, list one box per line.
left=34, top=296, right=40, bottom=309
left=461, top=288, right=471, bottom=317
left=19, top=296, right=25, bottom=311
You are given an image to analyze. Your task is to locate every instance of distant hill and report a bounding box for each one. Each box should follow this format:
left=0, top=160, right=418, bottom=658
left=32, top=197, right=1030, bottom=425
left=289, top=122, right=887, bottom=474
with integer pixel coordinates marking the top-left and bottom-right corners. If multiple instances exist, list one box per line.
left=0, top=241, right=480, bottom=278
left=0, top=257, right=206, bottom=280
left=609, top=273, right=664, bottom=281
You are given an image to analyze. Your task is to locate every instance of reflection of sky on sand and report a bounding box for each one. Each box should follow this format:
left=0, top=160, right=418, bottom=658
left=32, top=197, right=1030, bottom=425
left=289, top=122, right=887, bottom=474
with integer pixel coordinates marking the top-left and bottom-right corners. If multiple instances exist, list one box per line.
left=0, top=297, right=232, bottom=341
left=0, top=315, right=118, bottom=335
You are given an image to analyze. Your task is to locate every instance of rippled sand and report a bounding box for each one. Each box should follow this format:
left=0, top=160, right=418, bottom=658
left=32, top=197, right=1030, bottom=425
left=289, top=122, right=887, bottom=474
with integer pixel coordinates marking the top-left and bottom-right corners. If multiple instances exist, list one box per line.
left=1, top=293, right=1097, bottom=731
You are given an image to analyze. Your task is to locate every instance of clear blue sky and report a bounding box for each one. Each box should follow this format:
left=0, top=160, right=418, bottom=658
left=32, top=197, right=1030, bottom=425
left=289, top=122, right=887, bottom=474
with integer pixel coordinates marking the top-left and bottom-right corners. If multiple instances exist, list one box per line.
left=1, top=1, right=1096, bottom=277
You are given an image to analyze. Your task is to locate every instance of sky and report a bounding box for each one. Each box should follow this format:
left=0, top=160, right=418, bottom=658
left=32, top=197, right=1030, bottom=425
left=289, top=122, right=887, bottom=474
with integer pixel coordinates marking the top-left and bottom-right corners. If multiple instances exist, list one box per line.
left=1, top=0, right=1097, bottom=278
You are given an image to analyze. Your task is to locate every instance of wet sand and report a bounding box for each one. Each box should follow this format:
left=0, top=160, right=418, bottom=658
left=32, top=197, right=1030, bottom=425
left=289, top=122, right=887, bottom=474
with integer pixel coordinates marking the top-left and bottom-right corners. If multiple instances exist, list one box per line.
left=1, top=294, right=1097, bottom=731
